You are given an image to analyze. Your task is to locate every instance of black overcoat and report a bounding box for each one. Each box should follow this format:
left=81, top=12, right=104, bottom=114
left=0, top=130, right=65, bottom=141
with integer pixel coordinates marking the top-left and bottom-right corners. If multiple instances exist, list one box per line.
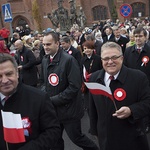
left=89, top=65, right=150, bottom=150
left=17, top=45, right=38, bottom=86
left=0, top=83, right=60, bottom=150
left=40, top=49, right=84, bottom=123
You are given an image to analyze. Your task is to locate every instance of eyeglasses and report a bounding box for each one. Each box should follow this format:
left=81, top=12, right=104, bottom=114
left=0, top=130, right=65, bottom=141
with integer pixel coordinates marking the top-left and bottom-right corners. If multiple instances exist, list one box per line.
left=101, top=55, right=122, bottom=61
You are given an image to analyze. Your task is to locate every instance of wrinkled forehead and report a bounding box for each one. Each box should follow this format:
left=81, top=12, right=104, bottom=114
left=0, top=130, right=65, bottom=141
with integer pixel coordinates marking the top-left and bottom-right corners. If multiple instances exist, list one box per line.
left=101, top=47, right=121, bottom=56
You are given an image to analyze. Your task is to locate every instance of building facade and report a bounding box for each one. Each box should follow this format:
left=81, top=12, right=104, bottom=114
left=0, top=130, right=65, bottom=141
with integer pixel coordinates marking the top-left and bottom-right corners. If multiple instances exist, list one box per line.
left=0, top=0, right=149, bottom=31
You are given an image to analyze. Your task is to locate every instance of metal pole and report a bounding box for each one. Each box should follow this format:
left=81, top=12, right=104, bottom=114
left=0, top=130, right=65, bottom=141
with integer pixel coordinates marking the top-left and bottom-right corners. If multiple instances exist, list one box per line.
left=9, top=22, right=13, bottom=38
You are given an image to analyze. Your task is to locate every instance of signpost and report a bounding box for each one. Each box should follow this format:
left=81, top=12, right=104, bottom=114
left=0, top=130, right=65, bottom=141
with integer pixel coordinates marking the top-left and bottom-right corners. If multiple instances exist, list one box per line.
left=120, top=4, right=132, bottom=18
left=2, top=3, right=13, bottom=37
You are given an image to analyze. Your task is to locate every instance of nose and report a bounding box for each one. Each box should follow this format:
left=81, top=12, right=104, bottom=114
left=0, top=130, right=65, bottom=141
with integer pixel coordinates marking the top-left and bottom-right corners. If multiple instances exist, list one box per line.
left=107, top=58, right=113, bottom=63
left=1, top=75, right=9, bottom=83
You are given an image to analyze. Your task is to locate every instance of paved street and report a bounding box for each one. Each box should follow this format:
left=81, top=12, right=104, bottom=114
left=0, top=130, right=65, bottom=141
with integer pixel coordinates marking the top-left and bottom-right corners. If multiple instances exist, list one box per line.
left=63, top=110, right=150, bottom=150
left=63, top=110, right=99, bottom=150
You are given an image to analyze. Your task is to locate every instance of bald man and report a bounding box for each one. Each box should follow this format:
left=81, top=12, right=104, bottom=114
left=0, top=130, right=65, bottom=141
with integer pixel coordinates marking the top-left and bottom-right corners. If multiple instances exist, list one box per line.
left=14, top=40, right=38, bottom=87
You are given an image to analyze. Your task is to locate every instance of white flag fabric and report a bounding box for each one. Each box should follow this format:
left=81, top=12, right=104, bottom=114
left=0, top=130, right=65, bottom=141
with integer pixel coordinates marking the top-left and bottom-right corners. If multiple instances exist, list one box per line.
left=84, top=82, right=114, bottom=100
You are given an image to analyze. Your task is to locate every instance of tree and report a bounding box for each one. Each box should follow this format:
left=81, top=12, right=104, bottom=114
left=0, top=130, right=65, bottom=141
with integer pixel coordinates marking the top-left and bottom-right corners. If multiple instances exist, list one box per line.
left=32, top=0, right=42, bottom=32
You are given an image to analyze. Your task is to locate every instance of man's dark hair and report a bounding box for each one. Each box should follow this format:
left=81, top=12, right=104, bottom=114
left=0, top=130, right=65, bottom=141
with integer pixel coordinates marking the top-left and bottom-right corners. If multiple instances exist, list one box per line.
left=133, top=27, right=147, bottom=37
left=86, top=34, right=95, bottom=41
left=44, top=31, right=60, bottom=43
left=60, top=36, right=71, bottom=43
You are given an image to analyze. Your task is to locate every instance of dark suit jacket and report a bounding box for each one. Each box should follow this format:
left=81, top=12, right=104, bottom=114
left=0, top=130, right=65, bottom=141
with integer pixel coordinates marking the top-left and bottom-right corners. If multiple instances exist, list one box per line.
left=94, top=40, right=103, bottom=56
left=124, top=43, right=150, bottom=85
left=89, top=65, right=150, bottom=150
left=103, top=34, right=115, bottom=43
left=17, top=45, right=38, bottom=86
left=81, top=53, right=102, bottom=74
left=112, top=36, right=129, bottom=54
left=66, top=45, right=82, bottom=69
left=0, top=83, right=60, bottom=150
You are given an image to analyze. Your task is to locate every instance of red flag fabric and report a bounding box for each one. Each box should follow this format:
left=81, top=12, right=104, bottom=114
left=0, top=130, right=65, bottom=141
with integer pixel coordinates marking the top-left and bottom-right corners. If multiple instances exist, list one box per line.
left=84, top=82, right=114, bottom=100
left=1, top=110, right=25, bottom=143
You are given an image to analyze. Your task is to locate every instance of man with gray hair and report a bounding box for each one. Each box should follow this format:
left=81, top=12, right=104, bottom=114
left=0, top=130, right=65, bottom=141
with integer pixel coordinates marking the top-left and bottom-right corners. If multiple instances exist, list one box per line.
left=89, top=42, right=150, bottom=150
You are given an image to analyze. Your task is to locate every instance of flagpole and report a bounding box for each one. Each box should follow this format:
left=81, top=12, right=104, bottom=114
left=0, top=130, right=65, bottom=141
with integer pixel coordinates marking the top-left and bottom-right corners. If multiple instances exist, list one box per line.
left=112, top=100, right=118, bottom=111
left=6, top=142, right=9, bottom=150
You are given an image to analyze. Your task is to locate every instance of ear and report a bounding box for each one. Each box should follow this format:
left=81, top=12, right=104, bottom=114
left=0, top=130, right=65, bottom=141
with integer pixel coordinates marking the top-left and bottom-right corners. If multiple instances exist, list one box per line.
left=17, top=70, right=19, bottom=79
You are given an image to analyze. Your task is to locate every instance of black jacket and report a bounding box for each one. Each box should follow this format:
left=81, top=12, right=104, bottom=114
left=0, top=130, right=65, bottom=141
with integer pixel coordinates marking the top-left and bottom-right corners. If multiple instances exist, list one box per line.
left=112, top=36, right=129, bottom=54
left=0, top=83, right=60, bottom=150
left=65, top=45, right=82, bottom=69
left=17, top=45, right=38, bottom=86
left=124, top=43, right=150, bottom=85
left=40, top=49, right=84, bottom=122
left=81, top=53, right=102, bottom=74
left=89, top=66, right=150, bottom=150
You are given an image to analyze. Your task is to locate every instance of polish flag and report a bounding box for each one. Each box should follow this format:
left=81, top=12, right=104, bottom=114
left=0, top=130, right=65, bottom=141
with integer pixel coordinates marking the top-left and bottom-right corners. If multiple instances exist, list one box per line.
left=1, top=110, right=25, bottom=143
left=83, top=65, right=91, bottom=82
left=84, top=82, right=114, bottom=100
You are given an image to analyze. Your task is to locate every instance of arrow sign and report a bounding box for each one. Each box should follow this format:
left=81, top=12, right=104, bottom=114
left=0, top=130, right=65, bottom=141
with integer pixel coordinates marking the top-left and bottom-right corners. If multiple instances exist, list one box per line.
left=2, top=3, right=13, bottom=22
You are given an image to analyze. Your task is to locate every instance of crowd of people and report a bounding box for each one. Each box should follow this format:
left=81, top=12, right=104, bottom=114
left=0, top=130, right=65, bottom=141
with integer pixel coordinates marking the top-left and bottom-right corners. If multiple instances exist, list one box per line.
left=0, top=16, right=150, bottom=150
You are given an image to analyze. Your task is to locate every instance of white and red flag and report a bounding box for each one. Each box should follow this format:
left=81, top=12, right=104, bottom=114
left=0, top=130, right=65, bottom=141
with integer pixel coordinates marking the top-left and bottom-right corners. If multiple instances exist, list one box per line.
left=84, top=82, right=114, bottom=100
left=83, top=65, right=91, bottom=82
left=1, top=110, right=25, bottom=143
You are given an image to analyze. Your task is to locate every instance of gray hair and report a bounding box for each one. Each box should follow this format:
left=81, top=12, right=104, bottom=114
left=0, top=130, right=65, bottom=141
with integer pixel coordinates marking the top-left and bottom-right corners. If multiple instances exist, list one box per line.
left=101, top=42, right=123, bottom=56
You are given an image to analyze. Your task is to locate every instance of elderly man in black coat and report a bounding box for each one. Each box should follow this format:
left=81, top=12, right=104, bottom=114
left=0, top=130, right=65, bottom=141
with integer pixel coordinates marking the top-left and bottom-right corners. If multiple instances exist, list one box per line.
left=89, top=42, right=150, bottom=150
left=14, top=40, right=38, bottom=87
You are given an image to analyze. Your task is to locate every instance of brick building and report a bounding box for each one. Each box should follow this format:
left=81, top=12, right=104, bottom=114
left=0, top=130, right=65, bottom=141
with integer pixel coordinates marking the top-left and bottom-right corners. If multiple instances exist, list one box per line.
left=0, top=0, right=150, bottom=32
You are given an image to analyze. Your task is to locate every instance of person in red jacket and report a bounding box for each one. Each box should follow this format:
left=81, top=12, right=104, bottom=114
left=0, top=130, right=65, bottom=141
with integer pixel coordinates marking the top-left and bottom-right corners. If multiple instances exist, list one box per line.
left=0, top=27, right=10, bottom=44
left=0, top=40, right=10, bottom=54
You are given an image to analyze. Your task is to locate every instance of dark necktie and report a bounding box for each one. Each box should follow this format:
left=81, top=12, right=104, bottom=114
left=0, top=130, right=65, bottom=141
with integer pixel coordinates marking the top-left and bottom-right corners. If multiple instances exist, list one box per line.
left=109, top=75, right=114, bottom=86
left=50, top=58, right=53, bottom=62
left=137, top=48, right=141, bottom=54
left=1, top=96, right=9, bottom=106
left=109, top=75, right=114, bottom=80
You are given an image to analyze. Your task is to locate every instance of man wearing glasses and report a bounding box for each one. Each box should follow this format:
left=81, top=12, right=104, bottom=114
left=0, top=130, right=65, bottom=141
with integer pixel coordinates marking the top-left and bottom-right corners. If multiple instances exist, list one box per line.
left=124, top=27, right=150, bottom=133
left=89, top=42, right=150, bottom=150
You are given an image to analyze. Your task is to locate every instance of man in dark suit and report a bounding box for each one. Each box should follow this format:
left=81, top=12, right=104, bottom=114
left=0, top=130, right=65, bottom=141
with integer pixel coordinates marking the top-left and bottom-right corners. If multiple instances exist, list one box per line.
left=89, top=42, right=150, bottom=150
left=0, top=53, right=61, bottom=150
left=74, top=29, right=86, bottom=52
left=14, top=39, right=38, bottom=87
left=102, top=26, right=115, bottom=43
left=40, top=32, right=99, bottom=150
left=85, top=34, right=103, bottom=56
left=112, top=26, right=129, bottom=54
left=60, top=35, right=82, bottom=68
left=124, top=27, right=150, bottom=133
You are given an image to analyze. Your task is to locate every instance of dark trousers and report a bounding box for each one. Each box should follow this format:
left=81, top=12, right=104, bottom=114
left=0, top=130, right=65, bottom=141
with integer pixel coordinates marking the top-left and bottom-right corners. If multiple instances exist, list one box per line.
left=51, top=119, right=99, bottom=150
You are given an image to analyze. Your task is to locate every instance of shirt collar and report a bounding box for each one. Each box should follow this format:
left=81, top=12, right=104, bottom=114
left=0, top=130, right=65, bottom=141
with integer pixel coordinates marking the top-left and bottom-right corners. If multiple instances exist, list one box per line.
left=64, top=46, right=71, bottom=52
left=50, top=52, right=57, bottom=59
left=0, top=93, right=6, bottom=102
left=105, top=72, right=119, bottom=81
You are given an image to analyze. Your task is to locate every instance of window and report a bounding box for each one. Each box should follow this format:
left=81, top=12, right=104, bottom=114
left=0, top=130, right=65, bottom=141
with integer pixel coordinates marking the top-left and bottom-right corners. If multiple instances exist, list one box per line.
left=92, top=5, right=107, bottom=21
left=131, top=2, right=145, bottom=17
left=17, top=18, right=27, bottom=28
